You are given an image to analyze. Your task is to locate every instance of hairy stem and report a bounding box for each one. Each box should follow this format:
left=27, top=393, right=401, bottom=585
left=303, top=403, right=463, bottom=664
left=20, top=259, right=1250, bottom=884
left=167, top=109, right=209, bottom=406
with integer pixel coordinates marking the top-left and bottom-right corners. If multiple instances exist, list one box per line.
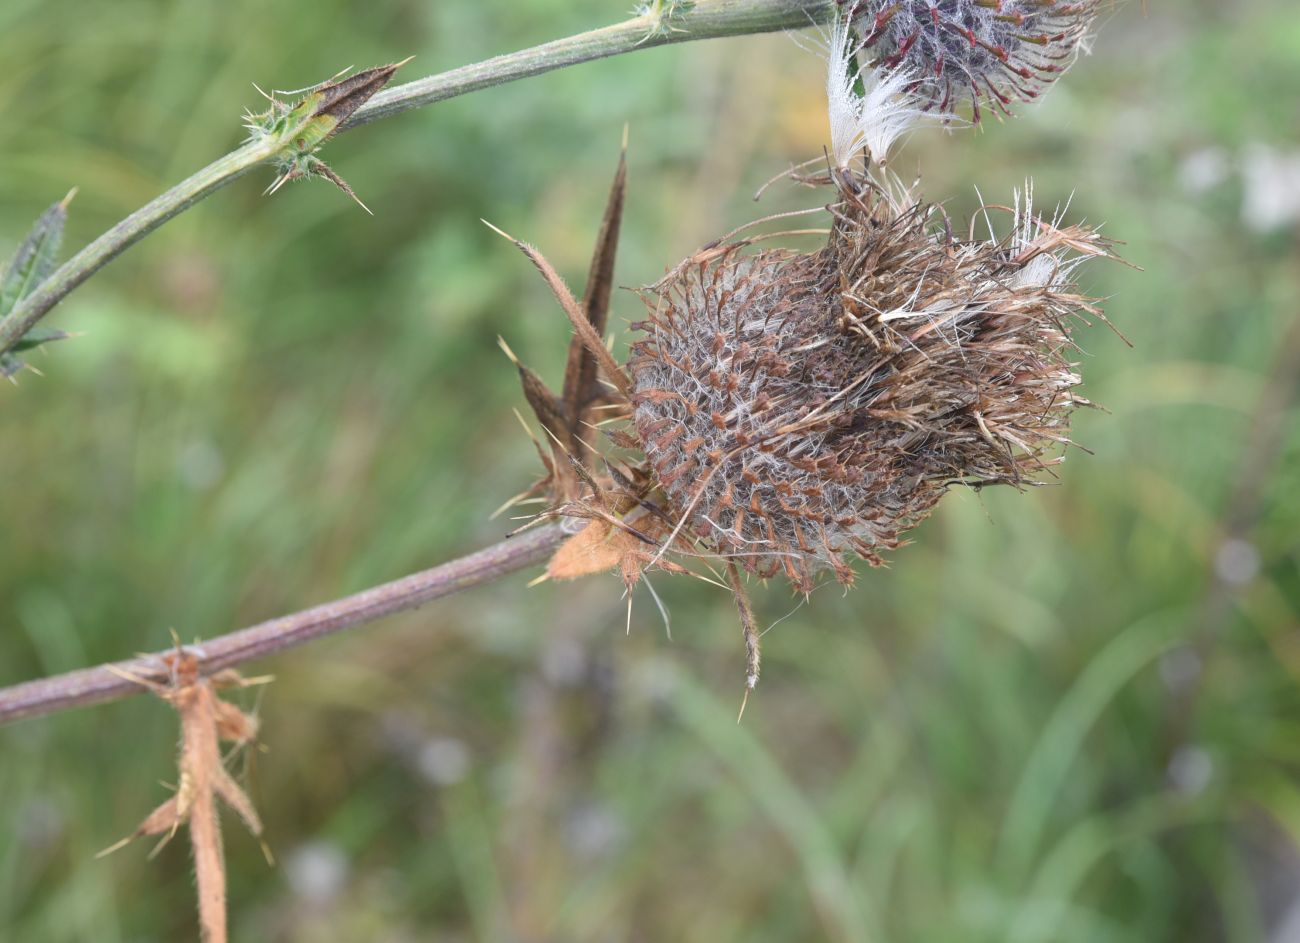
left=0, top=524, right=565, bottom=727
left=0, top=0, right=830, bottom=355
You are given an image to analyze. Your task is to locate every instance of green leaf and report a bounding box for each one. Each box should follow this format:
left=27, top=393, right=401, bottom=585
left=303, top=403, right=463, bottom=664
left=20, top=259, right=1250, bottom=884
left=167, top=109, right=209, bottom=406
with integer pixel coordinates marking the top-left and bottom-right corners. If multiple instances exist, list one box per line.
left=0, top=324, right=73, bottom=382
left=0, top=191, right=73, bottom=318
left=10, top=327, right=72, bottom=352
left=0, top=352, right=26, bottom=381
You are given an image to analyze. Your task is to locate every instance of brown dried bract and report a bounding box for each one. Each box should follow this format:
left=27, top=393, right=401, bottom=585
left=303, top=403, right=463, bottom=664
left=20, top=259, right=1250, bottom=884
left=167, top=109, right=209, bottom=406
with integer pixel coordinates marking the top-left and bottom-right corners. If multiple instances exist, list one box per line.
left=490, top=142, right=702, bottom=589
left=100, top=643, right=271, bottom=943
left=310, top=58, right=413, bottom=132
left=491, top=142, right=631, bottom=508
left=493, top=141, right=767, bottom=700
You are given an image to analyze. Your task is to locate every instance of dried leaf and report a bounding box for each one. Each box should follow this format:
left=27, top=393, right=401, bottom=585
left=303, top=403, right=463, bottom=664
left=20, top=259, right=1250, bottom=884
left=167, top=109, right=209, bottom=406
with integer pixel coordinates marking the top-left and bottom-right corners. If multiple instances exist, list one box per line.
left=486, top=219, right=632, bottom=399
left=310, top=58, right=412, bottom=133
left=546, top=519, right=643, bottom=581
left=102, top=648, right=270, bottom=943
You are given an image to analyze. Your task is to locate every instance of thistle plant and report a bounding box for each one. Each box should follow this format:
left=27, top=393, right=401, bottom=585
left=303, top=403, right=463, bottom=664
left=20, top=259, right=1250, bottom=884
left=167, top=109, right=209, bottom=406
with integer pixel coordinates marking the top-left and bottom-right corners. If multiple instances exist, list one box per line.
left=0, top=0, right=1129, bottom=938
left=497, top=13, right=1121, bottom=701
left=626, top=172, right=1110, bottom=590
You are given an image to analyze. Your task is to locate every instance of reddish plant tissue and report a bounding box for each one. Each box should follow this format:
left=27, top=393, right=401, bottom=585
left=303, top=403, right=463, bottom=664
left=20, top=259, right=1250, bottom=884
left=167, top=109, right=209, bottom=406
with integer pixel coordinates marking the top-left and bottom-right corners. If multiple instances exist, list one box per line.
left=838, top=0, right=1100, bottom=119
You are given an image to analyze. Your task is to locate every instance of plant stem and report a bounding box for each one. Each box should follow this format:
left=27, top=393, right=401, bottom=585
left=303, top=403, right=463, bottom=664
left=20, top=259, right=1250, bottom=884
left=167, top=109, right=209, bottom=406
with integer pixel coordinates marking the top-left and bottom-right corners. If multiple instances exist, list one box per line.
left=0, top=0, right=830, bottom=356
left=0, top=140, right=276, bottom=353
left=0, top=524, right=565, bottom=727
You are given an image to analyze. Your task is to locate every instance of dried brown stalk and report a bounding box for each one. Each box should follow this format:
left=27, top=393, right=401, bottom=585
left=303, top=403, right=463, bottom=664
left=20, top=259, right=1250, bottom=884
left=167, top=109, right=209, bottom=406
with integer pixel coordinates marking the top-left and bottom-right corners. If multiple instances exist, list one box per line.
left=98, top=646, right=270, bottom=943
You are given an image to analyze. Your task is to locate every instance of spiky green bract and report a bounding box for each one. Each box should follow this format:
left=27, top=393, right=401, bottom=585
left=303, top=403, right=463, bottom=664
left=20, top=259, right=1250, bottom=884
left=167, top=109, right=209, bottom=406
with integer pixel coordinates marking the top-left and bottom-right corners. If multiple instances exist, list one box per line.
left=242, top=61, right=410, bottom=213
left=628, top=168, right=1110, bottom=592
left=637, top=0, right=699, bottom=38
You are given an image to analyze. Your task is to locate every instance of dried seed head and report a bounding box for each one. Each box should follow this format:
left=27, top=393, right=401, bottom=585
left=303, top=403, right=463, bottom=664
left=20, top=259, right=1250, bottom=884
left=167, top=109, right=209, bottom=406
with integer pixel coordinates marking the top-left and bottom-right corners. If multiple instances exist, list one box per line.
left=628, top=168, right=1110, bottom=592
left=838, top=0, right=1099, bottom=121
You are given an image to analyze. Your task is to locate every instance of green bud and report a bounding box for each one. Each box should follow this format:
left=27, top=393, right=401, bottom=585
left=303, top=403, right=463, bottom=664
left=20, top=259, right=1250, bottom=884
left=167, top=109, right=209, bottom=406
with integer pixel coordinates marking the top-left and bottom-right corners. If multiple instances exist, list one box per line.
left=245, top=59, right=412, bottom=214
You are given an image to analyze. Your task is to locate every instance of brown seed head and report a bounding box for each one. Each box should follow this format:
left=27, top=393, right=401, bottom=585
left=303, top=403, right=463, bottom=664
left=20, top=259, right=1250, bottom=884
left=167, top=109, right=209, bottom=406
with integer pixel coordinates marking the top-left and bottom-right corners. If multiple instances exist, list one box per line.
left=628, top=168, right=1110, bottom=591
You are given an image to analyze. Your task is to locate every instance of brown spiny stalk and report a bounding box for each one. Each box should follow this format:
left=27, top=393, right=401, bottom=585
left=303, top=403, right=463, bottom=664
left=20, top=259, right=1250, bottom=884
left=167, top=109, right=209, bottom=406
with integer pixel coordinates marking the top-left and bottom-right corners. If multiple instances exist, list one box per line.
left=99, top=647, right=269, bottom=943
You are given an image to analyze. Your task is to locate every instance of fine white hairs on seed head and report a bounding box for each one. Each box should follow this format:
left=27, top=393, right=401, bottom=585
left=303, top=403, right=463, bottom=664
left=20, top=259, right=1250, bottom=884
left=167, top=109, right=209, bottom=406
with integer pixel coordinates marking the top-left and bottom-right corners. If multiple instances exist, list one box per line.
left=826, top=15, right=927, bottom=168
left=1010, top=179, right=1092, bottom=290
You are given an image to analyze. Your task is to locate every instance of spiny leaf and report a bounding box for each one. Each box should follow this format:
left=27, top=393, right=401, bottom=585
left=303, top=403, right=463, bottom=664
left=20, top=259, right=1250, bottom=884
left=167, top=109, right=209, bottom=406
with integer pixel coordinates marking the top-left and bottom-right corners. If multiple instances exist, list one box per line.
left=1, top=353, right=25, bottom=382
left=1, top=328, right=73, bottom=382
left=0, top=189, right=75, bottom=318
left=252, top=60, right=410, bottom=215
left=10, top=327, right=72, bottom=353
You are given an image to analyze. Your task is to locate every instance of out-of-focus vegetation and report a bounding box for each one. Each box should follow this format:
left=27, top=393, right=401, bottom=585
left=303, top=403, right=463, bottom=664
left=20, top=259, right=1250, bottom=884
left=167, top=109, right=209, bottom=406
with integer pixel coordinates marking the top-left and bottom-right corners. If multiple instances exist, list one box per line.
left=2, top=1, right=1299, bottom=940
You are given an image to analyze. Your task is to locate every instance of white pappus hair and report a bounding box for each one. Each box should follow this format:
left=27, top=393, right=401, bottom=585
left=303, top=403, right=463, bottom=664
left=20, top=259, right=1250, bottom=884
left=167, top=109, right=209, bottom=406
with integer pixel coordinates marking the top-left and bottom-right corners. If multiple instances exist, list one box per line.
left=826, top=16, right=927, bottom=169
left=1010, top=180, right=1092, bottom=290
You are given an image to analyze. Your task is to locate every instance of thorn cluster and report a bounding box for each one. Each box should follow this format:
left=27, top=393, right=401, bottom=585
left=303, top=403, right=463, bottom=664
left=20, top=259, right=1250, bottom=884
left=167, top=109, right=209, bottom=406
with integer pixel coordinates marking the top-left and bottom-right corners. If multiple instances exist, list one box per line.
left=636, top=0, right=697, bottom=40
left=242, top=59, right=412, bottom=214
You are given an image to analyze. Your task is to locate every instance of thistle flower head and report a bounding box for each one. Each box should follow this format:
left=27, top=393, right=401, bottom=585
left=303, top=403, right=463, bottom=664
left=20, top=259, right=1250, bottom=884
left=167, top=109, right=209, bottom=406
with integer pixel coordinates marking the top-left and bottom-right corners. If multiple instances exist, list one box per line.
left=838, top=0, right=1099, bottom=121
left=627, top=167, right=1110, bottom=591
left=502, top=149, right=1118, bottom=696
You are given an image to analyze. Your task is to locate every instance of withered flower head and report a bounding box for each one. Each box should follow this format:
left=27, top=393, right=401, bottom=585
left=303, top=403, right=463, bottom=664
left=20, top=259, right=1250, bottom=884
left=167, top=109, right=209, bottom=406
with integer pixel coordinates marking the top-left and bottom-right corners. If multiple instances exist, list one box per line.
left=627, top=170, right=1112, bottom=593
left=499, top=150, right=1117, bottom=699
left=837, top=0, right=1100, bottom=120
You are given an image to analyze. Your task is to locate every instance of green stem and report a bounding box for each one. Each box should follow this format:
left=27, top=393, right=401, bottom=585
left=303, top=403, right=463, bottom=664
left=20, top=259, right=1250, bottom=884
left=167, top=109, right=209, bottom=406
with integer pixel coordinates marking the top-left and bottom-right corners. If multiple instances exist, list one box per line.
left=0, top=140, right=272, bottom=353
left=0, top=0, right=830, bottom=356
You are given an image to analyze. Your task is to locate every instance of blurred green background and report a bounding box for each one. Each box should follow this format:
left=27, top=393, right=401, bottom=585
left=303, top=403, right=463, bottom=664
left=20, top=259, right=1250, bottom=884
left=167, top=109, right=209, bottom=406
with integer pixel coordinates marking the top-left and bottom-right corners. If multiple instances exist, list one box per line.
left=2, top=1, right=1299, bottom=940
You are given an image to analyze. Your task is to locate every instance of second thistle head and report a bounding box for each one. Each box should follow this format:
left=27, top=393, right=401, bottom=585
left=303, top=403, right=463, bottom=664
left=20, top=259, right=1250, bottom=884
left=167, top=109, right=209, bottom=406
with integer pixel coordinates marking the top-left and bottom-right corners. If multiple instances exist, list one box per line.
left=836, top=0, right=1100, bottom=121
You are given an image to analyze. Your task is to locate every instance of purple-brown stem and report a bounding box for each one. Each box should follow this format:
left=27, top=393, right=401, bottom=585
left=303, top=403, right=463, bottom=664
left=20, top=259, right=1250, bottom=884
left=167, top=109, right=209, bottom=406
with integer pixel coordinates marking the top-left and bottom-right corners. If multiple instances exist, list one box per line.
left=0, top=524, right=565, bottom=727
